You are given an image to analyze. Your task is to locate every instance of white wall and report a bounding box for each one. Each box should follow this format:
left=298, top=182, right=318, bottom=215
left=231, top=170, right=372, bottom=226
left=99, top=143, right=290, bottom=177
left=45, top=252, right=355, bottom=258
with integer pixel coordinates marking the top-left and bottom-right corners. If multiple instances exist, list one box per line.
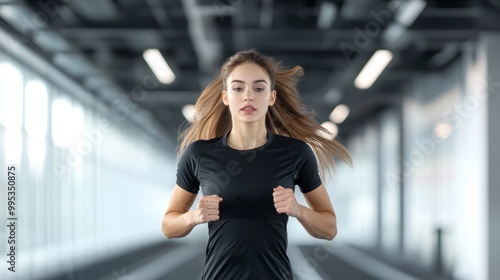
left=0, top=50, right=178, bottom=280
left=402, top=39, right=488, bottom=279
left=331, top=34, right=494, bottom=280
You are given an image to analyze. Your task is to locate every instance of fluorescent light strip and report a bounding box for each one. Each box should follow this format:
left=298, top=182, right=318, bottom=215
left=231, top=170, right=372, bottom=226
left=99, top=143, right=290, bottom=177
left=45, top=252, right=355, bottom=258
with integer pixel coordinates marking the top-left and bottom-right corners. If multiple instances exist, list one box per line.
left=354, top=50, right=393, bottom=90
left=321, top=121, right=338, bottom=140
left=433, top=122, right=453, bottom=139
left=143, top=49, right=175, bottom=84
left=330, top=104, right=350, bottom=124
left=182, top=104, right=195, bottom=123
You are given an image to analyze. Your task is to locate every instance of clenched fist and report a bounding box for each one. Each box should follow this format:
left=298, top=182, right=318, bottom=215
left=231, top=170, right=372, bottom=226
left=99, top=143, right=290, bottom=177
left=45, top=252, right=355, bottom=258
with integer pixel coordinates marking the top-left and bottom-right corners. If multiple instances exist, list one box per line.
left=192, top=195, right=223, bottom=224
left=273, top=186, right=302, bottom=218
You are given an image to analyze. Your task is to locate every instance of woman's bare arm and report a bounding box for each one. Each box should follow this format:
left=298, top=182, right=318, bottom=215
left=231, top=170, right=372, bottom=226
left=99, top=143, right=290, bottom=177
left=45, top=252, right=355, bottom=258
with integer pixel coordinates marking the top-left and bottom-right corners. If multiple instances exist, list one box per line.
left=298, top=185, right=337, bottom=240
left=273, top=184, right=336, bottom=240
left=162, top=185, right=222, bottom=239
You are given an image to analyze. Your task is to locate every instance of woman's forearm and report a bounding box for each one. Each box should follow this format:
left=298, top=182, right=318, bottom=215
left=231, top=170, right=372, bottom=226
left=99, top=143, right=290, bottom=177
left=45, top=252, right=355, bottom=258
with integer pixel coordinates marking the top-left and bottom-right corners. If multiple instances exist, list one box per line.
left=161, top=211, right=197, bottom=239
left=296, top=205, right=337, bottom=240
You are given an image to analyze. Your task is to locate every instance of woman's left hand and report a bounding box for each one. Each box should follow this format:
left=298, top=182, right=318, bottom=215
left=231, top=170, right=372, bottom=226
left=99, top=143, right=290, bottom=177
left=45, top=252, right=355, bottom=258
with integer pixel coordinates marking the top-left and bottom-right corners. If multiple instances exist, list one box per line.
left=273, top=186, right=303, bottom=218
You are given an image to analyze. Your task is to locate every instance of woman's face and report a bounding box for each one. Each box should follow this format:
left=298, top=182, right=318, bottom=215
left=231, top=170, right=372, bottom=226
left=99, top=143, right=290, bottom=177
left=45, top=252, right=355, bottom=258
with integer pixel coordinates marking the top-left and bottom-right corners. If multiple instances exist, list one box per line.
left=222, top=63, right=276, bottom=126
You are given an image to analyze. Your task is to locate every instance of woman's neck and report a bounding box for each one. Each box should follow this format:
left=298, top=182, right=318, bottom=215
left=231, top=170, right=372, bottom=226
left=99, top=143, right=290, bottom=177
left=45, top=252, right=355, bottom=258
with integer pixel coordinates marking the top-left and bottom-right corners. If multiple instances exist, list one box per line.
left=227, top=125, right=268, bottom=150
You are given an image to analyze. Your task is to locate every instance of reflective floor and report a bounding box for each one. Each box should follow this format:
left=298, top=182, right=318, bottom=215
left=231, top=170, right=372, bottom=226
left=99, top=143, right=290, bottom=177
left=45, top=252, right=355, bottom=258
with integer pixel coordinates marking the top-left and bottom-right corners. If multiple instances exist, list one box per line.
left=35, top=240, right=444, bottom=280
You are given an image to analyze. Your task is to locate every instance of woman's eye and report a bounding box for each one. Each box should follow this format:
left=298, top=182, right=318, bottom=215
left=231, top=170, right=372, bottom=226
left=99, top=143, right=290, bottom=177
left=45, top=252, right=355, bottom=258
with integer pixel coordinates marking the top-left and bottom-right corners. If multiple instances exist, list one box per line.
left=233, top=87, right=243, bottom=92
left=255, top=88, right=264, bottom=92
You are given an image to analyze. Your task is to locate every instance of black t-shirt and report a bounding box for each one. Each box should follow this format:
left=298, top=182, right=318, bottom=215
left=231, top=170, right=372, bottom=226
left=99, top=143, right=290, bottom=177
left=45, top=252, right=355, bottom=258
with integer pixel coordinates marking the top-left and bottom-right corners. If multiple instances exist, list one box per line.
left=176, top=131, right=322, bottom=280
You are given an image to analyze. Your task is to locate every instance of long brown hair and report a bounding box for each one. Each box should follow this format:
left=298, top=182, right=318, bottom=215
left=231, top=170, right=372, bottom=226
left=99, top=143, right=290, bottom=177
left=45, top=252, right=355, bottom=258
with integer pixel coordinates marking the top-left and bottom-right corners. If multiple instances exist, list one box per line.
left=178, top=49, right=352, bottom=182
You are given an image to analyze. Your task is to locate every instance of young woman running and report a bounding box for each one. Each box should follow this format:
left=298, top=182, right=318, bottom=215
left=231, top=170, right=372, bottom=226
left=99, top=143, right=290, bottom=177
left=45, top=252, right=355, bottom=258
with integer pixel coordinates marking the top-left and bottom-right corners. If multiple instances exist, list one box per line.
left=161, top=49, right=352, bottom=280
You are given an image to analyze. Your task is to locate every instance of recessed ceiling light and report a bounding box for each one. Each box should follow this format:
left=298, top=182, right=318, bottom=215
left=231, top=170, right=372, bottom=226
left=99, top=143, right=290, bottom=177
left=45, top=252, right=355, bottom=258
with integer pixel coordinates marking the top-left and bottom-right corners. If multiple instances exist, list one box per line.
left=354, top=50, right=393, bottom=89
left=143, top=49, right=176, bottom=84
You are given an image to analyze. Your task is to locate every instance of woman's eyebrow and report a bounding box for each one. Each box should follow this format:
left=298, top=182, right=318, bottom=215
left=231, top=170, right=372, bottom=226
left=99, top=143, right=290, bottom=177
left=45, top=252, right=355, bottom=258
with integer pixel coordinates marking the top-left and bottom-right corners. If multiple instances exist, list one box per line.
left=230, top=79, right=268, bottom=84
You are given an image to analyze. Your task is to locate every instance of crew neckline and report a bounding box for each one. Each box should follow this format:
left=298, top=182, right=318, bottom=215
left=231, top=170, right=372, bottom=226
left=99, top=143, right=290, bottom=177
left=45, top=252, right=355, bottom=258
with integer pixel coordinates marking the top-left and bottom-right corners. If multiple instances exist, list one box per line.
left=222, top=129, right=274, bottom=152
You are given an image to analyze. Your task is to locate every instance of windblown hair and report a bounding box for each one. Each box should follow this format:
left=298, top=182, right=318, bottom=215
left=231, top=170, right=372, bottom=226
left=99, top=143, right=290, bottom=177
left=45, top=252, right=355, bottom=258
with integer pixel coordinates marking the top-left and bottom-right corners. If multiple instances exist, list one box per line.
left=178, top=49, right=352, bottom=182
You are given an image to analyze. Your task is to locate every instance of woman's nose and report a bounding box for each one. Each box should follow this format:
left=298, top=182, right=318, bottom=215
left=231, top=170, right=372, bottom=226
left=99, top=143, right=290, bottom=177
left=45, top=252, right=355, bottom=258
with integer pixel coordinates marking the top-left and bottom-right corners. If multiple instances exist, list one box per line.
left=243, top=89, right=253, bottom=101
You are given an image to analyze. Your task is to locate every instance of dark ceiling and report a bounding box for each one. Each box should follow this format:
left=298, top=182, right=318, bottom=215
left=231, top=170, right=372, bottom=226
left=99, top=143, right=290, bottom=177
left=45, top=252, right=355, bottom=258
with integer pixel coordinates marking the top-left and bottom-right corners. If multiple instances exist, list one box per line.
left=2, top=0, right=500, bottom=144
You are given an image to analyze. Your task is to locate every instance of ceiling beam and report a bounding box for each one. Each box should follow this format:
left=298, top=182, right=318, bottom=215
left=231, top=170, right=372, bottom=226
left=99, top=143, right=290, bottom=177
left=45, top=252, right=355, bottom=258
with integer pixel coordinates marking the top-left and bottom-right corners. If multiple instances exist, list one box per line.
left=420, top=7, right=482, bottom=18
left=407, top=29, right=478, bottom=39
left=182, top=0, right=222, bottom=73
left=140, top=91, right=200, bottom=105
left=144, top=0, right=169, bottom=27
left=69, top=0, right=119, bottom=21
left=47, top=27, right=484, bottom=41
left=49, top=28, right=185, bottom=38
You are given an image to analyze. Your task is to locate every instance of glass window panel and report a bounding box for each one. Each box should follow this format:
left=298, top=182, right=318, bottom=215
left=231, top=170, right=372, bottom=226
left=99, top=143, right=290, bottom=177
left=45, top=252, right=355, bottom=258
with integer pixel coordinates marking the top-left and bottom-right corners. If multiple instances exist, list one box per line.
left=4, top=129, right=22, bottom=164
left=51, top=97, right=84, bottom=148
left=25, top=80, right=48, bottom=137
left=51, top=97, right=72, bottom=148
left=0, top=62, right=23, bottom=130
left=26, top=80, right=49, bottom=169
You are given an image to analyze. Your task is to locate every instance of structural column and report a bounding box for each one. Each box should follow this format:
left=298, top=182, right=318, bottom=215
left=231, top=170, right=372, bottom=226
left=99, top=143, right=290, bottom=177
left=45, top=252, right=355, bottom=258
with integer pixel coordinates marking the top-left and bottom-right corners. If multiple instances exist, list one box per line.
left=484, top=33, right=500, bottom=280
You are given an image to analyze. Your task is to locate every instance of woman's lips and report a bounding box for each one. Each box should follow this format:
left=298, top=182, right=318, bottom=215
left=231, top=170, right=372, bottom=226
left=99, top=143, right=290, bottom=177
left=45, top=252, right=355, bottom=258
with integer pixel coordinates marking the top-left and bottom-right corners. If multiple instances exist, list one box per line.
left=241, top=105, right=256, bottom=114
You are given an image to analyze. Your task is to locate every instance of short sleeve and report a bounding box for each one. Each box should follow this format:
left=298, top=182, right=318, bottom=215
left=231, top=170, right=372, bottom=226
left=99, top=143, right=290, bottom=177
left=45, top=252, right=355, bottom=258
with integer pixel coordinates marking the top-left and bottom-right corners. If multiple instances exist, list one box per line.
left=293, top=142, right=322, bottom=193
left=176, top=143, right=201, bottom=194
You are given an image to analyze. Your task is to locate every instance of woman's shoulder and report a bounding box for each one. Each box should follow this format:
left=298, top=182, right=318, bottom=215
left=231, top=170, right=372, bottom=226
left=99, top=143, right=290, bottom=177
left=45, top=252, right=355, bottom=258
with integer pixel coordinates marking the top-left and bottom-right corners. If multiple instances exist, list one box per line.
left=273, top=135, right=317, bottom=168
left=272, top=134, right=310, bottom=150
left=183, top=136, right=223, bottom=154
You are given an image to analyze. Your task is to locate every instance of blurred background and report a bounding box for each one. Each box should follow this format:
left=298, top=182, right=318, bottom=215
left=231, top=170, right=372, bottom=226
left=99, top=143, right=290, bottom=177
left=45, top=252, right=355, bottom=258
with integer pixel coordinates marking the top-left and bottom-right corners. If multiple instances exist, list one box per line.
left=0, top=0, right=499, bottom=279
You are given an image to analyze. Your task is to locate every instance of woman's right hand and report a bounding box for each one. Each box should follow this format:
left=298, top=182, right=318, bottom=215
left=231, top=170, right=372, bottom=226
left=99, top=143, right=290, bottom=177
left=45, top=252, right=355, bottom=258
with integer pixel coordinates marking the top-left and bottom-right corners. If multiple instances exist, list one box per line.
left=191, top=195, right=223, bottom=224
